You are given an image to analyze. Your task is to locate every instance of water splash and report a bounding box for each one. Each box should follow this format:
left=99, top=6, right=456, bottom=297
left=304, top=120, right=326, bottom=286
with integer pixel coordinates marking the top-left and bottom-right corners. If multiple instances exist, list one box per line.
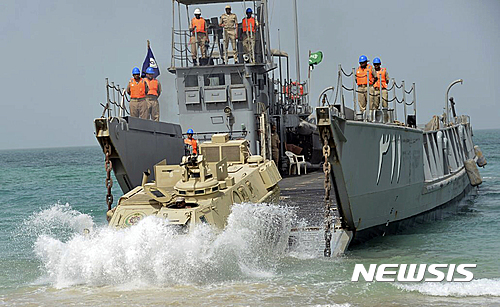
left=396, top=278, right=500, bottom=297
left=18, top=202, right=94, bottom=242
left=31, top=203, right=295, bottom=288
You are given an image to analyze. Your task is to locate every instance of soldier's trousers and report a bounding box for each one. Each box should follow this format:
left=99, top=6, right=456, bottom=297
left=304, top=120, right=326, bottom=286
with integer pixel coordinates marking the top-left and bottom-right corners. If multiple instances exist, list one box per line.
left=357, top=85, right=375, bottom=112
left=130, top=98, right=148, bottom=119
left=146, top=96, right=159, bottom=121
left=242, top=33, right=256, bottom=63
left=372, top=88, right=388, bottom=109
left=224, top=30, right=237, bottom=63
left=190, top=32, right=207, bottom=60
left=272, top=149, right=279, bottom=165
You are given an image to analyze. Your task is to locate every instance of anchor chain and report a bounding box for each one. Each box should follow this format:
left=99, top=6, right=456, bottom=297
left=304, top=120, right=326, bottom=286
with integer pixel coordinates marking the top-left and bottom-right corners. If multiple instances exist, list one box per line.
left=322, top=129, right=333, bottom=257
left=103, top=140, right=113, bottom=211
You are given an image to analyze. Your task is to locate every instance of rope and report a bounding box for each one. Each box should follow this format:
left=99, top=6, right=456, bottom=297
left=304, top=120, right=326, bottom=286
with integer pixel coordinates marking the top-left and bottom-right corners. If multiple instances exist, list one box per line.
left=340, top=67, right=353, bottom=77
left=405, top=87, right=414, bottom=94
left=394, top=82, right=403, bottom=89
left=342, top=84, right=354, bottom=91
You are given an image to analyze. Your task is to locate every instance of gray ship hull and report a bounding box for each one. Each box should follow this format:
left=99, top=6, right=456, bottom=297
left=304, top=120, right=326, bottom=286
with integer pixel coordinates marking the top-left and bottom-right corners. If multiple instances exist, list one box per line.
left=317, top=107, right=476, bottom=241
left=95, top=116, right=184, bottom=193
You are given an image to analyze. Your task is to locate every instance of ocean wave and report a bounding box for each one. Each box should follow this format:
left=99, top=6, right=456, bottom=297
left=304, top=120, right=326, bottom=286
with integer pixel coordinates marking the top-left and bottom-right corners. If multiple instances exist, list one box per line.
left=395, top=278, right=500, bottom=296
left=32, top=203, right=294, bottom=288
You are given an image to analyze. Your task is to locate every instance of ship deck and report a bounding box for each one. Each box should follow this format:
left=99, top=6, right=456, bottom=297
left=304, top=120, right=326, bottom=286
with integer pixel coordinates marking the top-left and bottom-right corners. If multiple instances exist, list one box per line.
left=279, top=171, right=328, bottom=226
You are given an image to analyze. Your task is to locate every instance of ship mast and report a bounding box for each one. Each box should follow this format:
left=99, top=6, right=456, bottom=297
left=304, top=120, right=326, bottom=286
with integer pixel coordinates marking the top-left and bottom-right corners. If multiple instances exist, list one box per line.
left=293, top=0, right=300, bottom=84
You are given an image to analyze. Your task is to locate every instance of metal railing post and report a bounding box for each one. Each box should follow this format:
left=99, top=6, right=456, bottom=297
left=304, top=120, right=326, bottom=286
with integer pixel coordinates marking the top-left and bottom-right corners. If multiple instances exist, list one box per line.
left=117, top=85, right=122, bottom=117
left=413, top=82, right=417, bottom=117
left=392, top=78, right=397, bottom=121
left=402, top=81, right=407, bottom=126
left=352, top=68, right=357, bottom=115
left=339, top=64, right=345, bottom=114
left=379, top=72, right=382, bottom=111
left=366, top=70, right=370, bottom=122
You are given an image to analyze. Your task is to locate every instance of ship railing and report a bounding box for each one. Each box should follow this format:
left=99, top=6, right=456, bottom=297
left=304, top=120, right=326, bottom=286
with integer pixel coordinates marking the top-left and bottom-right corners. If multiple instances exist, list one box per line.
left=321, top=64, right=417, bottom=126
left=101, top=78, right=130, bottom=118
left=421, top=121, right=473, bottom=182
left=170, top=28, right=267, bottom=69
left=272, top=79, right=310, bottom=115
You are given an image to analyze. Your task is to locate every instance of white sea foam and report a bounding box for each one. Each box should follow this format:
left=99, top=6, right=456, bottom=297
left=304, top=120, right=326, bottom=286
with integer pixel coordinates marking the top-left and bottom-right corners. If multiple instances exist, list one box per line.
left=32, top=203, right=294, bottom=288
left=20, top=203, right=94, bottom=240
left=396, top=278, right=500, bottom=297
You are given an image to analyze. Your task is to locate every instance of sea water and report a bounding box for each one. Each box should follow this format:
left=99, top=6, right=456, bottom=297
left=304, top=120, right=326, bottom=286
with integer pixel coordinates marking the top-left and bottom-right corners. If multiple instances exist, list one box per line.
left=0, top=130, right=499, bottom=306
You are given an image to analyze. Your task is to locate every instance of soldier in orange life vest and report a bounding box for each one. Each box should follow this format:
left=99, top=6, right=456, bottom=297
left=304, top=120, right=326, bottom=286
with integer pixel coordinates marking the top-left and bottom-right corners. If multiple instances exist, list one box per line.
left=355, top=55, right=378, bottom=112
left=372, top=57, right=389, bottom=110
left=184, top=128, right=198, bottom=155
left=144, top=67, right=162, bottom=121
left=127, top=67, right=149, bottom=119
left=242, top=8, right=258, bottom=63
left=190, top=8, right=208, bottom=66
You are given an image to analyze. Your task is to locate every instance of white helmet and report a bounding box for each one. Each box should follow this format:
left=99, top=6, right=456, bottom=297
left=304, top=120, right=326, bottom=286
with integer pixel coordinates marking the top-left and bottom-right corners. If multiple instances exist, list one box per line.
left=194, top=8, right=201, bottom=15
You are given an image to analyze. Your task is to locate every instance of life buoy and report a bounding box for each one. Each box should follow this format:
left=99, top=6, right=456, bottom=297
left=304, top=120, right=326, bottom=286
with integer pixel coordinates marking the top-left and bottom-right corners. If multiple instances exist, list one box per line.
left=283, top=82, right=304, bottom=99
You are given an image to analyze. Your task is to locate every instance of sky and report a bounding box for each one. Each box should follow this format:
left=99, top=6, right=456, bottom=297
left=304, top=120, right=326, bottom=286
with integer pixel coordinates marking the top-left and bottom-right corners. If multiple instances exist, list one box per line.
left=1, top=0, right=499, bottom=150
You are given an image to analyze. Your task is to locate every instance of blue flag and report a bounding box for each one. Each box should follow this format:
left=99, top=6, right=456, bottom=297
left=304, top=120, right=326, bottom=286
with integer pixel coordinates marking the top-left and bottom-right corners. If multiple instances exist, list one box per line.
left=141, top=47, right=160, bottom=78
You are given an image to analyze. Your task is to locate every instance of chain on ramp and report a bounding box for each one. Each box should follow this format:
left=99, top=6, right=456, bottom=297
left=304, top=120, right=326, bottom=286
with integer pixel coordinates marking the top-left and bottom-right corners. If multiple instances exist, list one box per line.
left=103, top=140, right=114, bottom=213
left=322, top=129, right=333, bottom=257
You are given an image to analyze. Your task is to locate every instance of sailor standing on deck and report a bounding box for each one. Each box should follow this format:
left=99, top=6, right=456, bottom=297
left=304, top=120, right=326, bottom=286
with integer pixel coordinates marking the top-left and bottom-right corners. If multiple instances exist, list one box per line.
left=190, top=8, right=208, bottom=66
left=127, top=67, right=149, bottom=119
left=144, top=67, right=162, bottom=121
left=220, top=5, right=238, bottom=64
left=355, top=55, right=377, bottom=112
left=372, top=57, right=389, bottom=110
left=184, top=128, right=198, bottom=155
left=242, top=8, right=258, bottom=63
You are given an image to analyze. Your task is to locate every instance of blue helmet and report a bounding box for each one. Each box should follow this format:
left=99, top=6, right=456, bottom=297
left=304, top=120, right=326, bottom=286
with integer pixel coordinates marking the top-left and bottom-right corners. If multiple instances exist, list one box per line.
left=359, top=55, right=368, bottom=63
left=146, top=67, right=155, bottom=74
left=187, top=128, right=194, bottom=134
left=246, top=8, right=252, bottom=14
left=373, top=57, right=381, bottom=64
left=132, top=67, right=140, bottom=75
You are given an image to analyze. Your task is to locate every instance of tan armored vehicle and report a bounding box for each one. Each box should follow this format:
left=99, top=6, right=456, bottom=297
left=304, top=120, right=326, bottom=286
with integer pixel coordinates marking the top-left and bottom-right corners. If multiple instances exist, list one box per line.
left=107, top=133, right=281, bottom=232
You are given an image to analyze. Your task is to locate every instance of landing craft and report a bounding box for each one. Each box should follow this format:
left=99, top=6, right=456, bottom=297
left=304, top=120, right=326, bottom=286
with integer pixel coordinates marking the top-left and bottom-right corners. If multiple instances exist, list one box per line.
left=94, top=0, right=485, bottom=256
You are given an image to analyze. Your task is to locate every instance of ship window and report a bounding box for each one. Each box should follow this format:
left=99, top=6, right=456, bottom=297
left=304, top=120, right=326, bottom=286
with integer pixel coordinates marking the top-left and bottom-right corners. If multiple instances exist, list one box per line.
left=195, top=190, right=204, bottom=195
left=185, top=75, right=198, bottom=87
left=230, top=73, right=243, bottom=85
left=204, top=73, right=225, bottom=86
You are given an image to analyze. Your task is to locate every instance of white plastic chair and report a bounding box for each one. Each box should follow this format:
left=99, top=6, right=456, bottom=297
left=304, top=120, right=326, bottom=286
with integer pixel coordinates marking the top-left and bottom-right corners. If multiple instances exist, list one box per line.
left=285, top=151, right=307, bottom=175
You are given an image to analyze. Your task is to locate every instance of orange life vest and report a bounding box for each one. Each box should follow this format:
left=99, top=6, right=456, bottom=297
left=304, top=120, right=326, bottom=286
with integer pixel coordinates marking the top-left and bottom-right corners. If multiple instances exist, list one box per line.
left=374, top=68, right=387, bottom=89
left=129, top=78, right=146, bottom=98
left=145, top=78, right=159, bottom=96
left=242, top=17, right=256, bottom=33
left=356, top=65, right=374, bottom=86
left=191, top=17, right=206, bottom=33
left=184, top=138, right=198, bottom=154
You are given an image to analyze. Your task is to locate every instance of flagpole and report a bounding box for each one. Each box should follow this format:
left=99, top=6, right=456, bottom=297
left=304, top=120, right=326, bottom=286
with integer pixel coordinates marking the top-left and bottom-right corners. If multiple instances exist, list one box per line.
left=308, top=50, right=311, bottom=110
left=147, top=40, right=150, bottom=49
